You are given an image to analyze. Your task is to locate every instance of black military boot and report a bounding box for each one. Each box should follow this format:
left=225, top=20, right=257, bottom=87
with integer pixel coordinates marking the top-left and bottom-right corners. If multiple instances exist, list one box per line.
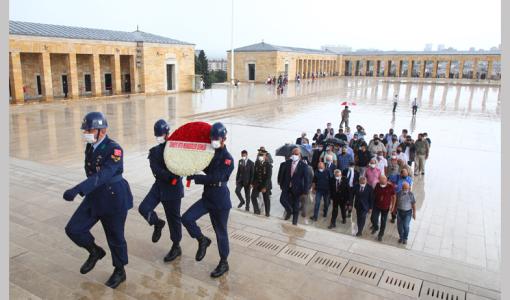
left=195, top=235, right=211, bottom=261
left=105, top=266, right=126, bottom=289
left=80, top=243, right=106, bottom=274
left=152, top=219, right=166, bottom=243
left=164, top=244, right=182, bottom=262
left=210, top=258, right=229, bottom=278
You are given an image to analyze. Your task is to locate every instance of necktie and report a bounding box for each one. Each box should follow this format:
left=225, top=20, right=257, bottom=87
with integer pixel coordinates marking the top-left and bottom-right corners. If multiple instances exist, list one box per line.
left=360, top=186, right=364, bottom=193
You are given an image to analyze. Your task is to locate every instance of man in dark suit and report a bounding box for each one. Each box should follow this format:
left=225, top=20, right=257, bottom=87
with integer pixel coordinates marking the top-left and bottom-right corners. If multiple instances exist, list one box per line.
left=352, top=176, right=374, bottom=236
left=280, top=147, right=310, bottom=225
left=328, top=169, right=349, bottom=228
left=343, top=162, right=359, bottom=217
left=251, top=150, right=272, bottom=216
left=235, top=150, right=254, bottom=210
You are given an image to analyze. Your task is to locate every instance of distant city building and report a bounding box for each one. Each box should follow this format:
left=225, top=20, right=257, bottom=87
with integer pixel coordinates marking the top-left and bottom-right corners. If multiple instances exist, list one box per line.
left=491, top=46, right=499, bottom=51
left=208, top=59, right=227, bottom=72
left=424, top=43, right=433, bottom=51
left=437, top=44, right=446, bottom=51
left=321, top=45, right=352, bottom=53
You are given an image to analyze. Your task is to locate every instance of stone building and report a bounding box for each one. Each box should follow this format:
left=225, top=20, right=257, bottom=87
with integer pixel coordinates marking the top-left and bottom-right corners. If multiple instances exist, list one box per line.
left=9, top=21, right=195, bottom=104
left=227, top=42, right=501, bottom=83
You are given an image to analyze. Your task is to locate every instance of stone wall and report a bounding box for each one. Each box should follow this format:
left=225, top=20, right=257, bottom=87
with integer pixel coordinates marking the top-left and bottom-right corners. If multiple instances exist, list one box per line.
left=19, top=53, right=42, bottom=99
left=76, top=54, right=93, bottom=96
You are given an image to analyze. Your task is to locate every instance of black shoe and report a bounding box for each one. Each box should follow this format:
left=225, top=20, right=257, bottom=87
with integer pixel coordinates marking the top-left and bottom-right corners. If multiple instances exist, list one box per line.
left=342, top=219, right=346, bottom=224
left=403, top=240, right=407, bottom=245
left=254, top=210, right=261, bottom=215
left=210, top=259, right=229, bottom=278
left=377, top=236, right=383, bottom=242
left=195, top=236, right=211, bottom=261
left=245, top=207, right=250, bottom=212
left=371, top=228, right=378, bottom=234
left=164, top=244, right=182, bottom=262
left=390, top=218, right=396, bottom=224
left=105, top=267, right=126, bottom=289
left=356, top=232, right=362, bottom=237
left=265, top=213, right=270, bottom=217
left=152, top=219, right=166, bottom=243
left=237, top=201, right=245, bottom=208
left=284, top=212, right=291, bottom=220
left=421, top=172, right=425, bottom=175
left=328, top=223, right=336, bottom=229
left=322, top=212, right=327, bottom=218
left=398, top=239, right=402, bottom=243
left=347, top=212, right=351, bottom=218
left=80, top=245, right=106, bottom=274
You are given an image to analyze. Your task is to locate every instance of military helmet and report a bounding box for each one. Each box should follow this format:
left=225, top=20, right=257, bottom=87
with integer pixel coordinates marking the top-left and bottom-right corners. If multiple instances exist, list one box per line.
left=210, top=122, right=227, bottom=140
left=81, top=112, right=108, bottom=130
left=153, top=119, right=170, bottom=137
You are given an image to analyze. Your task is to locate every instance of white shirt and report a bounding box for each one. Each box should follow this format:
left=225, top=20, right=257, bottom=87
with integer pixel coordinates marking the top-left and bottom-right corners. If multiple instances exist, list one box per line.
left=393, top=95, right=398, bottom=103
left=399, top=134, right=407, bottom=143
left=377, top=157, right=387, bottom=176
left=92, top=136, right=106, bottom=152
left=347, top=167, right=355, bottom=187
left=396, top=152, right=407, bottom=162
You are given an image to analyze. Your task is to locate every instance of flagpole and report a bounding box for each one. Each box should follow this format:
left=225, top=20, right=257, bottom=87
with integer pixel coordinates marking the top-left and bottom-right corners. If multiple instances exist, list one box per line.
left=230, top=0, right=235, bottom=85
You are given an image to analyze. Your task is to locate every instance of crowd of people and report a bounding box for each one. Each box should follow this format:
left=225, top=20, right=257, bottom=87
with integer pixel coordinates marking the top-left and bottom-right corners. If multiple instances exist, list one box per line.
left=234, top=110, right=431, bottom=244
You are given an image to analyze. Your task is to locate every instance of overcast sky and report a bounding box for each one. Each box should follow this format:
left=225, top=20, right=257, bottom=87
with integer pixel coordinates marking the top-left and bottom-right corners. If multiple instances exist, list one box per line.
left=10, top=0, right=501, bottom=58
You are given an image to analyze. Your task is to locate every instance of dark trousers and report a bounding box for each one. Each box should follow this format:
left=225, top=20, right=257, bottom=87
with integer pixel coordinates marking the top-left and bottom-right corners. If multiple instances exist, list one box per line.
left=356, top=208, right=368, bottom=234
left=370, top=207, right=389, bottom=238
left=392, top=102, right=397, bottom=112
left=250, top=187, right=271, bottom=215
left=65, top=199, right=128, bottom=267
left=138, top=185, right=182, bottom=244
left=182, top=199, right=230, bottom=259
left=235, top=183, right=250, bottom=207
left=330, top=195, right=347, bottom=225
left=412, top=105, right=418, bottom=115
left=280, top=189, right=292, bottom=214
left=285, top=191, right=301, bottom=225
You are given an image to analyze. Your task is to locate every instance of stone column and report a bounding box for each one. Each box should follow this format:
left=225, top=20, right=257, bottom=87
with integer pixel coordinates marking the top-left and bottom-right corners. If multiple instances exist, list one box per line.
left=407, top=60, right=413, bottom=77
left=68, top=53, right=79, bottom=98
left=458, top=60, right=465, bottom=79
left=129, top=55, right=138, bottom=93
left=384, top=60, right=390, bottom=77
left=112, top=53, right=122, bottom=94
left=472, top=59, right=478, bottom=79
left=41, top=52, right=54, bottom=102
left=396, top=60, right=401, bottom=77
left=487, top=59, right=494, bottom=80
left=9, top=52, right=25, bottom=104
left=445, top=60, right=451, bottom=79
left=92, top=53, right=102, bottom=96
left=432, top=60, right=438, bottom=78
left=420, top=60, right=426, bottom=78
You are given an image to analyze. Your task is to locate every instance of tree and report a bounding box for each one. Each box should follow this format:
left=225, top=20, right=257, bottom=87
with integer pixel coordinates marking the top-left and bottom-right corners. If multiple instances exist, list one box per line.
left=209, top=70, right=227, bottom=84
left=195, top=50, right=211, bottom=88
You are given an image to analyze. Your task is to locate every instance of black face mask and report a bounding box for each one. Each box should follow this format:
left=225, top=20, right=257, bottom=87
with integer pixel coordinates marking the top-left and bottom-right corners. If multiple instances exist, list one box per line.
left=397, top=150, right=401, bottom=153
left=374, top=141, right=379, bottom=145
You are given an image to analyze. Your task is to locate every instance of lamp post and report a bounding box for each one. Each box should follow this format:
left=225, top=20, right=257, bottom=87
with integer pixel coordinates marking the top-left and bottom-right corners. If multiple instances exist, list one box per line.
left=230, top=0, right=235, bottom=85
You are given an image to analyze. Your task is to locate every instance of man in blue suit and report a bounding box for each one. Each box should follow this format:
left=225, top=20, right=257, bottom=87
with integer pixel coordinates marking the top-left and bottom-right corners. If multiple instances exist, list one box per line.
left=63, top=112, right=133, bottom=289
left=182, top=122, right=234, bottom=278
left=280, top=147, right=310, bottom=225
left=138, top=119, right=184, bottom=262
left=352, top=176, right=374, bottom=236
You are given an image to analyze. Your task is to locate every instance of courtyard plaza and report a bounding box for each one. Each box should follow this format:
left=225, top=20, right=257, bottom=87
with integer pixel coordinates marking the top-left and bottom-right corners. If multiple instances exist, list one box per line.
left=10, top=77, right=500, bottom=299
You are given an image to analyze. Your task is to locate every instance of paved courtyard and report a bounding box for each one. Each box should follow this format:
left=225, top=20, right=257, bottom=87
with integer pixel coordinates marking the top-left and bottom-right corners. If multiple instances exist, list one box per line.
left=10, top=77, right=500, bottom=299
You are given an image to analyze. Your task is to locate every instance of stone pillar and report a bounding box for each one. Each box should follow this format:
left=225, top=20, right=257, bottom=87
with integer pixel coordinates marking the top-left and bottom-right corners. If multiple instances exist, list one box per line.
left=129, top=55, right=138, bottom=93
left=112, top=53, right=122, bottom=94
left=407, top=60, right=413, bottom=77
left=487, top=59, right=493, bottom=80
left=92, top=54, right=102, bottom=96
left=472, top=59, right=478, bottom=79
left=420, top=60, right=426, bottom=78
left=384, top=60, right=390, bottom=77
left=41, top=52, right=54, bottom=102
left=458, top=60, right=465, bottom=79
left=445, top=60, right=451, bottom=79
left=396, top=60, right=401, bottom=77
left=9, top=52, right=25, bottom=104
left=432, top=60, right=438, bottom=78
left=68, top=53, right=79, bottom=99
left=351, top=61, right=355, bottom=76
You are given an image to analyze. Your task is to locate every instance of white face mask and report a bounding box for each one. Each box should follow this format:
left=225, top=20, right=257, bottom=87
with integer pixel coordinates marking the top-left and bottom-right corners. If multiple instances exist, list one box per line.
left=242, top=156, right=247, bottom=160
left=291, top=154, right=300, bottom=161
left=156, top=136, right=166, bottom=144
left=211, top=140, right=221, bottom=149
left=380, top=184, right=387, bottom=188
left=258, top=156, right=264, bottom=162
left=369, top=163, right=376, bottom=168
left=335, top=176, right=341, bottom=180
left=318, top=169, right=324, bottom=172
left=82, top=133, right=97, bottom=144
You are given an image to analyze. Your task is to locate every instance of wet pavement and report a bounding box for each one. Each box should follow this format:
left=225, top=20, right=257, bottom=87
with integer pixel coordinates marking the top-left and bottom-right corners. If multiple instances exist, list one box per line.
left=9, top=77, right=501, bottom=299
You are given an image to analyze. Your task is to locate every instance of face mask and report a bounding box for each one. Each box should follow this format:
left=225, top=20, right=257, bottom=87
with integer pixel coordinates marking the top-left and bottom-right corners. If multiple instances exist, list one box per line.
left=258, top=156, right=264, bottom=162
left=342, top=150, right=346, bottom=154
left=318, top=169, right=324, bottom=172
left=391, top=155, right=397, bottom=159
left=335, top=176, right=341, bottom=180
left=242, top=156, right=247, bottom=160
left=401, top=175, right=406, bottom=178
left=378, top=155, right=383, bottom=159
left=397, top=150, right=401, bottom=154
left=211, top=140, right=221, bottom=149
left=318, top=147, right=323, bottom=151
left=374, top=141, right=379, bottom=145
left=291, top=155, right=300, bottom=161
left=369, top=163, right=376, bottom=168
left=82, top=133, right=96, bottom=144
left=156, top=136, right=166, bottom=144
left=380, top=184, right=387, bottom=188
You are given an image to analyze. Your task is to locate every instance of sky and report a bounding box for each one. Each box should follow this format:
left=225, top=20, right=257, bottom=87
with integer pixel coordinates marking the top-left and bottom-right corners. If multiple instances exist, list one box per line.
left=9, top=0, right=501, bottom=58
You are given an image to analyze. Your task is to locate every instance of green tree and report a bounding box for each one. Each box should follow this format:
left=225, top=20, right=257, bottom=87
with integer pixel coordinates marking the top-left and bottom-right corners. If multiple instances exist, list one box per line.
left=195, top=50, right=210, bottom=88
left=209, top=70, right=227, bottom=84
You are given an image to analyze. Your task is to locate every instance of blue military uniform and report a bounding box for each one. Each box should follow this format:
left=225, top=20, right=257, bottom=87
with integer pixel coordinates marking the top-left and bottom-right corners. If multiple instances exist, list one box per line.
left=138, top=141, right=183, bottom=244
left=65, top=135, right=133, bottom=268
left=182, top=146, right=234, bottom=259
